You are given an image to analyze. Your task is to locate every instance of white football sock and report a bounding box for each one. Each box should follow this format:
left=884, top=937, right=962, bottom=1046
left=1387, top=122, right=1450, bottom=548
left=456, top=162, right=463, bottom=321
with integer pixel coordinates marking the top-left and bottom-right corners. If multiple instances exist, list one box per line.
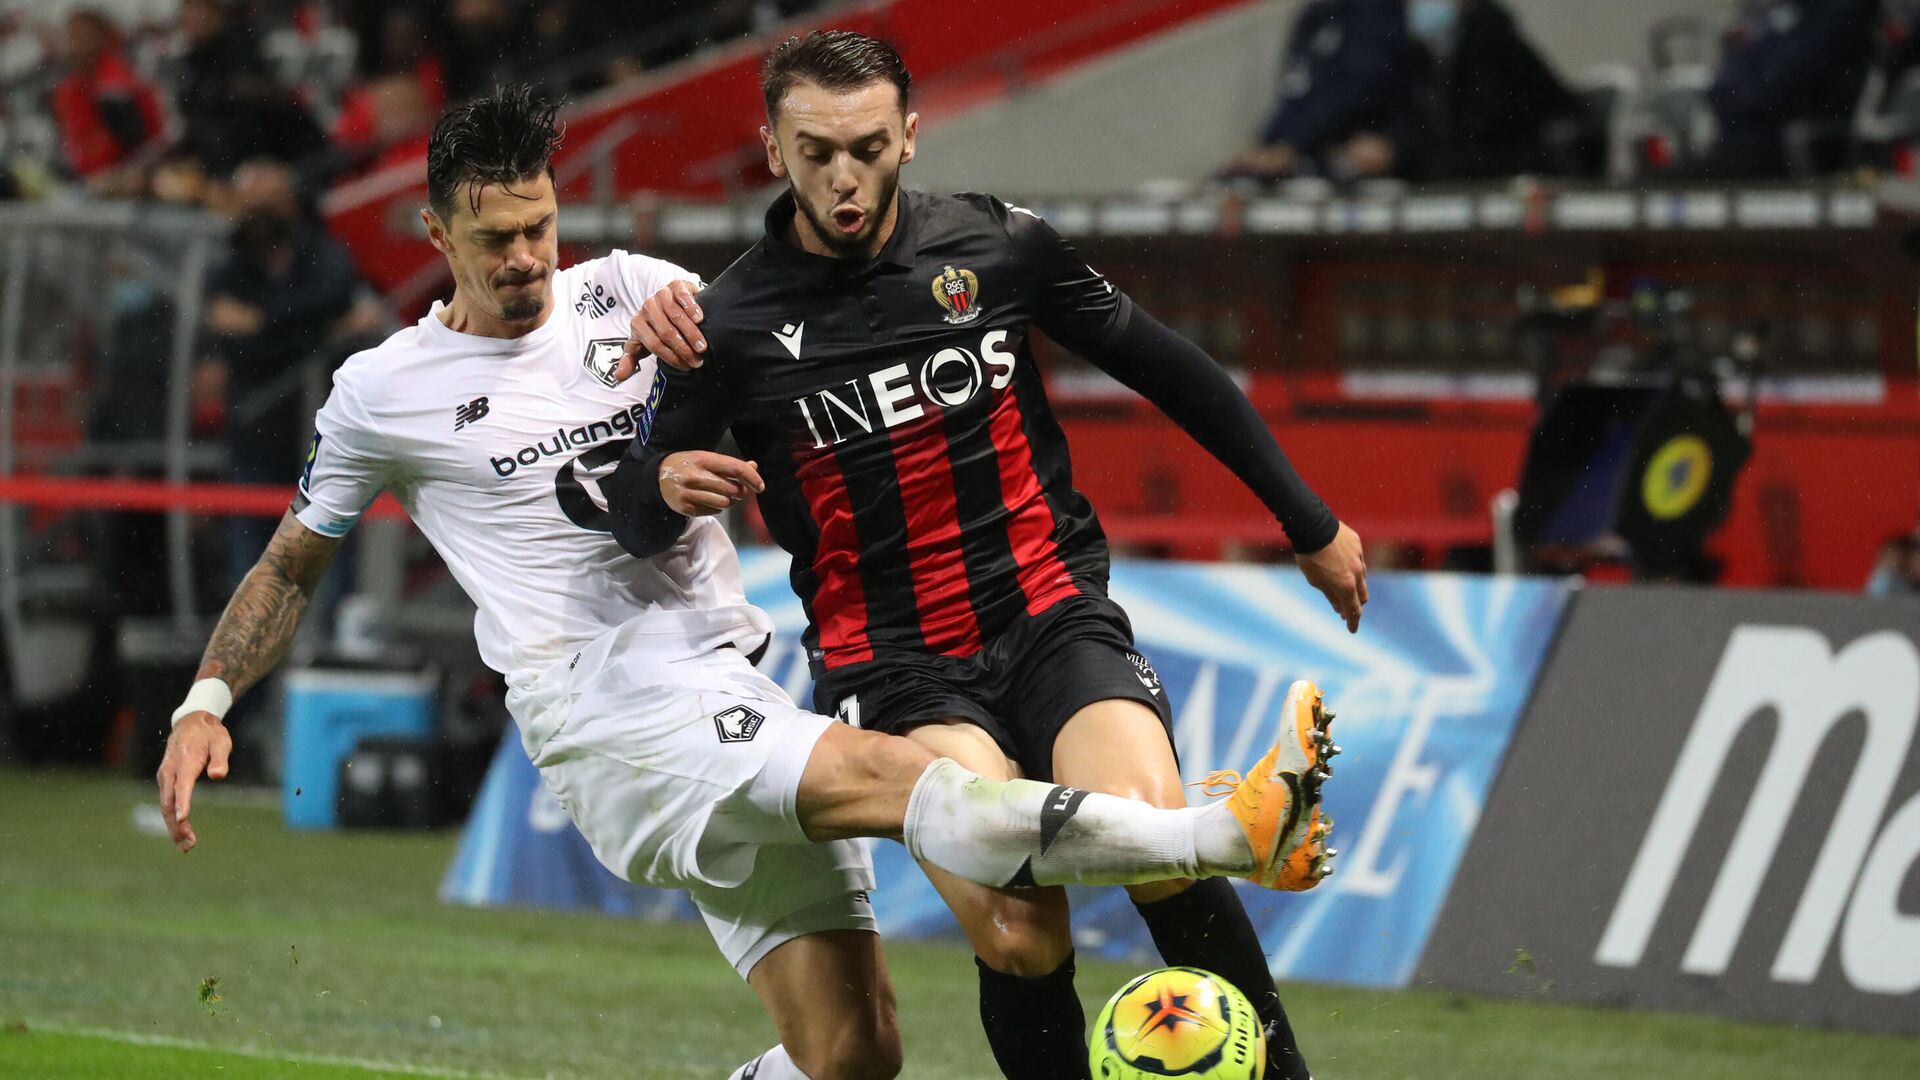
left=1193, top=798, right=1260, bottom=874
left=728, top=1045, right=808, bottom=1079
left=902, top=757, right=1254, bottom=888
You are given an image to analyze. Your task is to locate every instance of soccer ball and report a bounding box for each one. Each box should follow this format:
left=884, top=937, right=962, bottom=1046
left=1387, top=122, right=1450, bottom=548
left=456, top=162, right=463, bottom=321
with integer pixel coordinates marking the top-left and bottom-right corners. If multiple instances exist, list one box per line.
left=1088, top=966, right=1265, bottom=1079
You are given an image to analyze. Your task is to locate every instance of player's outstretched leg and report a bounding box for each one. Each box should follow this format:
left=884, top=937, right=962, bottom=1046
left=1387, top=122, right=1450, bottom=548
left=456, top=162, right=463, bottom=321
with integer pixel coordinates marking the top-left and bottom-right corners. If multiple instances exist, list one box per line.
left=793, top=696, right=1336, bottom=892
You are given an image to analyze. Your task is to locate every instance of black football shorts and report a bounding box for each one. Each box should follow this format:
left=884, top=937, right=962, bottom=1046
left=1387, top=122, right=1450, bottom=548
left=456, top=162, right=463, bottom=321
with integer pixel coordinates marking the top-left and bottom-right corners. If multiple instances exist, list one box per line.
left=811, top=594, right=1174, bottom=782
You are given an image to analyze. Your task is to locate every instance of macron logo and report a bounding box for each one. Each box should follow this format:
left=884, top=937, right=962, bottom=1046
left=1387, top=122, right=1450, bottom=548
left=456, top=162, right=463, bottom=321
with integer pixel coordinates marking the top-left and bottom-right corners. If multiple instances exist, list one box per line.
left=773, top=321, right=804, bottom=359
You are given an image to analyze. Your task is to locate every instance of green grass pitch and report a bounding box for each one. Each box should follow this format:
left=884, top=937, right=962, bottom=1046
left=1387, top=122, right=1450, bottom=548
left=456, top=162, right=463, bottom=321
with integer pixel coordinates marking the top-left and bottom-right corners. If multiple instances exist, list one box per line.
left=3, top=768, right=1916, bottom=1079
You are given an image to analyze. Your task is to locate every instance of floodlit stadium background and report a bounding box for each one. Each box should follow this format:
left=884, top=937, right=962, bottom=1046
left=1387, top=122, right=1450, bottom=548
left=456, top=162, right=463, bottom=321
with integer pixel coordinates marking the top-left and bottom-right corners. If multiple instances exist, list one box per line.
left=2, top=1, right=1918, bottom=1077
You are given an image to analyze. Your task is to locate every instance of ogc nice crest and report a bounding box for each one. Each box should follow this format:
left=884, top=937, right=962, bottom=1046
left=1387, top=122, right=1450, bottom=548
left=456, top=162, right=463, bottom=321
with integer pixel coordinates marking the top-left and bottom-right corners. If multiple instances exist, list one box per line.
left=932, top=264, right=982, bottom=325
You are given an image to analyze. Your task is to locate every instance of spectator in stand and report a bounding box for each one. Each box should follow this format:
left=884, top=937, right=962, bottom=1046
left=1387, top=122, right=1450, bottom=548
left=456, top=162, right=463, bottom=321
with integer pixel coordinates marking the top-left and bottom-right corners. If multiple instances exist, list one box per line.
left=203, top=160, right=383, bottom=584
left=1704, top=0, right=1880, bottom=177
left=1412, top=0, right=1588, bottom=179
left=332, top=72, right=436, bottom=176
left=628, top=0, right=709, bottom=70
left=330, top=6, right=446, bottom=175
left=699, top=0, right=830, bottom=50
left=51, top=8, right=166, bottom=185
left=1222, top=0, right=1429, bottom=182
left=443, top=0, right=530, bottom=102
left=339, top=1, right=446, bottom=87
left=1866, top=522, right=1920, bottom=596
left=148, top=150, right=216, bottom=206
left=174, top=0, right=326, bottom=177
left=1880, top=2, right=1920, bottom=92
left=527, top=0, right=606, bottom=95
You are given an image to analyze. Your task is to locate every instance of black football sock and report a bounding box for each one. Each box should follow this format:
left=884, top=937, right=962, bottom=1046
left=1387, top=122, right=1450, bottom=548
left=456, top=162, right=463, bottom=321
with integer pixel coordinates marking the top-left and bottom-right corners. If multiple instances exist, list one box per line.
left=977, top=953, right=1091, bottom=1080
left=1133, top=878, right=1311, bottom=1080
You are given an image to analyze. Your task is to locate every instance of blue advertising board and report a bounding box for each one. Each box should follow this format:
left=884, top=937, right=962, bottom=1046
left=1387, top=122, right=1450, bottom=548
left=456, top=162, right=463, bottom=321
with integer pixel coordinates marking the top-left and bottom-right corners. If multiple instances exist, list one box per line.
left=440, top=732, right=694, bottom=921
left=444, top=550, right=1570, bottom=987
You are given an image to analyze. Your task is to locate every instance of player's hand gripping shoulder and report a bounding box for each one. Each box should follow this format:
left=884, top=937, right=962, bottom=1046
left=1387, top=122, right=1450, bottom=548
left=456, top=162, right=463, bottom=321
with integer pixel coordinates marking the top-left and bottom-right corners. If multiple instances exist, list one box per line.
left=1297, top=521, right=1369, bottom=633
left=613, top=279, right=707, bottom=379
left=658, top=451, right=764, bottom=516
left=158, top=511, right=341, bottom=853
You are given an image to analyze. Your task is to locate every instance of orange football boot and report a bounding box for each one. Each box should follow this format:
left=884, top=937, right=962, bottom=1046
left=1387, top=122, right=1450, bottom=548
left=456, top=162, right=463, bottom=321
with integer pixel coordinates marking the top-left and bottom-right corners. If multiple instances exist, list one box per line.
left=1194, top=679, right=1338, bottom=891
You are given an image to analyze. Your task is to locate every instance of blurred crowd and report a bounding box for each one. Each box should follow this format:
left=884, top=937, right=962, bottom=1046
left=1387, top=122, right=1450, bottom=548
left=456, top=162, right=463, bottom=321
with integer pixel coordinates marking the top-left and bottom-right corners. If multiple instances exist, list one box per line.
left=0, top=0, right=822, bottom=590
left=0, top=0, right=1906, bottom=631
left=1223, top=0, right=1920, bottom=184
left=0, top=0, right=823, bottom=203
left=9, top=0, right=1919, bottom=206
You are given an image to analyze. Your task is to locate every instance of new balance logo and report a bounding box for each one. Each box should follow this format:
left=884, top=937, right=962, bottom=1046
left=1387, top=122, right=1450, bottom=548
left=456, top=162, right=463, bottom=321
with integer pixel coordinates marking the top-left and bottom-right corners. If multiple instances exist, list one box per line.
left=772, top=321, right=804, bottom=359
left=453, top=397, right=490, bottom=431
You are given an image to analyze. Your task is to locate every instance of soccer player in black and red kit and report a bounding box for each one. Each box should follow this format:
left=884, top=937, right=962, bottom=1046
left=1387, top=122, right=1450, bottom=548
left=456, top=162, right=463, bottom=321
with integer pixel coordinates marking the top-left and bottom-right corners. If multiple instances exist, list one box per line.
left=607, top=32, right=1367, bottom=1080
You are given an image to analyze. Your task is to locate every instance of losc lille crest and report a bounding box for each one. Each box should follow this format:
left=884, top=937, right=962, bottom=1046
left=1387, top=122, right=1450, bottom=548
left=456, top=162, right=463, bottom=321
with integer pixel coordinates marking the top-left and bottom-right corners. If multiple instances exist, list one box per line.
left=931, top=265, right=982, bottom=325
left=582, top=338, right=627, bottom=388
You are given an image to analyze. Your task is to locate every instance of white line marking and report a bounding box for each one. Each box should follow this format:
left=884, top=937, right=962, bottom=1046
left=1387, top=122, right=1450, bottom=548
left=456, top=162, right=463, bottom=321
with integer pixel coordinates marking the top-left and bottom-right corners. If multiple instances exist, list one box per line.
left=21, top=1021, right=534, bottom=1079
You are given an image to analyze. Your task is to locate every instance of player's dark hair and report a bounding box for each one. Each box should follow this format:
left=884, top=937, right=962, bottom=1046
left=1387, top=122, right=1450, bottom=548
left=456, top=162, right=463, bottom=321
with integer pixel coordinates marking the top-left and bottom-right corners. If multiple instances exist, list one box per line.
left=761, top=30, right=911, bottom=118
left=426, top=84, right=564, bottom=220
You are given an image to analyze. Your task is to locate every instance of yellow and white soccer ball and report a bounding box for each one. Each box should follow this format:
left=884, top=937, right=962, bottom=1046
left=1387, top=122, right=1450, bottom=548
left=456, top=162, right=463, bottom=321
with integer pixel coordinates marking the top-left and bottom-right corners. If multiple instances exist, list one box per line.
left=1088, top=966, right=1265, bottom=1079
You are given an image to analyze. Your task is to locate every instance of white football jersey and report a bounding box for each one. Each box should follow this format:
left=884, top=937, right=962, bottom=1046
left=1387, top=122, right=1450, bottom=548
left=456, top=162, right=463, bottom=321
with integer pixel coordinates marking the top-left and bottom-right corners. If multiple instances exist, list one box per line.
left=293, top=251, right=772, bottom=686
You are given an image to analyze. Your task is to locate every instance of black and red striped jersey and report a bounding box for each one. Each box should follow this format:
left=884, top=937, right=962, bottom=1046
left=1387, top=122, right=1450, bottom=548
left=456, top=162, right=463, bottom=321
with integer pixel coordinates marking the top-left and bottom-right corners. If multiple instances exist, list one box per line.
left=609, top=189, right=1338, bottom=674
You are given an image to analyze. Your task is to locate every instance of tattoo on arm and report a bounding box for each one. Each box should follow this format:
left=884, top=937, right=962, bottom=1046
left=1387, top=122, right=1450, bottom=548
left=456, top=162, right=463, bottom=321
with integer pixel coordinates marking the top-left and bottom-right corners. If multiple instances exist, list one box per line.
left=196, top=511, right=342, bottom=700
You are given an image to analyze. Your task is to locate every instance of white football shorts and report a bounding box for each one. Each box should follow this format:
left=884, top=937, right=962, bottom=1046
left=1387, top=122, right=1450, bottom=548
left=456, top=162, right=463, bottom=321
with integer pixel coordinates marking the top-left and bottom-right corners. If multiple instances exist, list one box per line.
left=507, top=619, right=876, bottom=979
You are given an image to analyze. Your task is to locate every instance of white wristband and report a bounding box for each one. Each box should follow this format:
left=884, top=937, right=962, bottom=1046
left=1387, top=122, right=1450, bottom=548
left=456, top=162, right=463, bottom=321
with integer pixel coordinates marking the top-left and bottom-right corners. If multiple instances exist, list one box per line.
left=171, top=678, right=234, bottom=728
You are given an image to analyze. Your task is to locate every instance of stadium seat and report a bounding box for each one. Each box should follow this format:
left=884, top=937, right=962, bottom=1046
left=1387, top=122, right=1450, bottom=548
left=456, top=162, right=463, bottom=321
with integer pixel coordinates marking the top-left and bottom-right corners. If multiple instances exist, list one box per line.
left=1552, top=64, right=1640, bottom=181
left=1860, top=67, right=1920, bottom=172
left=1634, top=65, right=1716, bottom=175
left=262, top=27, right=359, bottom=119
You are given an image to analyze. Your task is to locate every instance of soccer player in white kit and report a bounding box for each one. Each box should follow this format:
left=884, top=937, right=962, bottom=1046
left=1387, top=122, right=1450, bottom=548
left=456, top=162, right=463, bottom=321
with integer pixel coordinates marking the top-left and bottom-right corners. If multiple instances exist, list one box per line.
left=154, top=86, right=1327, bottom=1080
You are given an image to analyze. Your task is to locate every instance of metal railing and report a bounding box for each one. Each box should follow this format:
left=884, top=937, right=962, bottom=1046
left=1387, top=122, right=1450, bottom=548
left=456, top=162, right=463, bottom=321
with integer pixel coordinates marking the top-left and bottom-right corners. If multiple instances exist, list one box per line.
left=0, top=202, right=227, bottom=643
left=0, top=202, right=444, bottom=720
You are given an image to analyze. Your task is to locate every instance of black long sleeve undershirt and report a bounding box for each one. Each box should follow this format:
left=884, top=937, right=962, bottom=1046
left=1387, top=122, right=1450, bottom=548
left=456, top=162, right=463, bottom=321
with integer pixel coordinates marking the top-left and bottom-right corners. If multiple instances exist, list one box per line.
left=604, top=365, right=729, bottom=560
left=1076, top=304, right=1339, bottom=554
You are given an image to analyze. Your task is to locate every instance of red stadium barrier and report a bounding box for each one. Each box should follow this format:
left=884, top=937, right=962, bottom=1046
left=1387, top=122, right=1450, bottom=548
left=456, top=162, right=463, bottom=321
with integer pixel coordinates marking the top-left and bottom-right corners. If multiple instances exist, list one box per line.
left=0, top=475, right=409, bottom=520
left=0, top=475, right=1482, bottom=561
left=1093, top=512, right=1490, bottom=555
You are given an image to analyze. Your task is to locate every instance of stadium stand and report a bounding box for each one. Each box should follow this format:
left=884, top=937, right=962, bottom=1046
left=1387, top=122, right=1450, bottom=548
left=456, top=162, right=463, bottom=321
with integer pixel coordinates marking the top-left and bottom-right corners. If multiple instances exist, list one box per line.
left=0, top=0, right=1913, bottom=729
left=2, top=9, right=1919, bottom=1076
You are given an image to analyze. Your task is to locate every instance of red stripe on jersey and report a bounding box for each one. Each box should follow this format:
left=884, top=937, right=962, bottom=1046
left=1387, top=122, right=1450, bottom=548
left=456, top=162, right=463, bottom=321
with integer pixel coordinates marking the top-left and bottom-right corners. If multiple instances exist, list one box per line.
left=985, top=385, right=1080, bottom=616
left=797, top=451, right=874, bottom=667
left=888, top=413, right=983, bottom=656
